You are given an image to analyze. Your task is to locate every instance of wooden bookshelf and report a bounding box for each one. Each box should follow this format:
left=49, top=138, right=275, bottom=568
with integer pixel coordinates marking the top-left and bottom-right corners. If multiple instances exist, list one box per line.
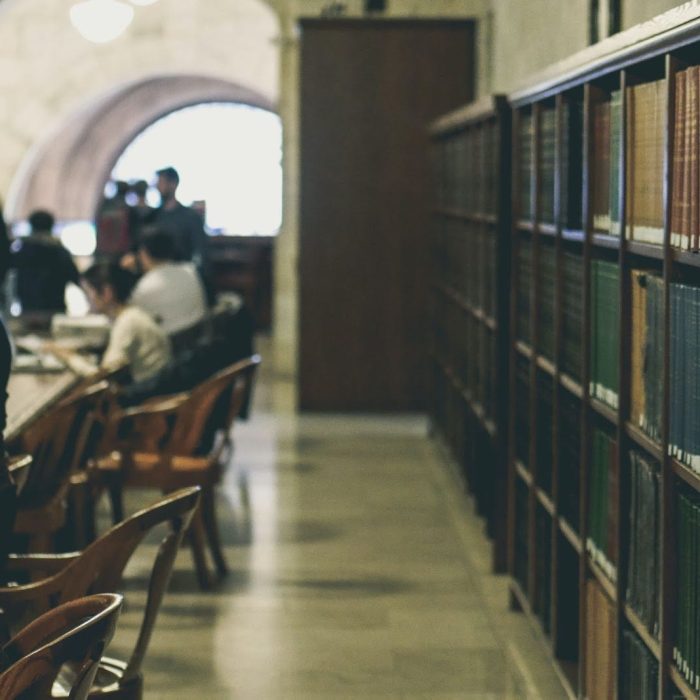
left=506, top=5, right=700, bottom=698
left=429, top=96, right=511, bottom=573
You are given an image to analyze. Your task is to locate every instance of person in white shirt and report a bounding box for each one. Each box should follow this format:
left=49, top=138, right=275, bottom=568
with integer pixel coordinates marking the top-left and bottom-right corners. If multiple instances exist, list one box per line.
left=130, top=228, right=208, bottom=335
left=82, top=262, right=172, bottom=384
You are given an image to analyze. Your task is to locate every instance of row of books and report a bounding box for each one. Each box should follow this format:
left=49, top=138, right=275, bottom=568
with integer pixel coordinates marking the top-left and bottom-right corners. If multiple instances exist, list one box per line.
left=516, top=238, right=532, bottom=344
left=558, top=388, right=581, bottom=529
left=670, top=282, right=700, bottom=470
left=586, top=426, right=618, bottom=582
left=630, top=271, right=664, bottom=443
left=674, top=489, right=700, bottom=692
left=585, top=578, right=616, bottom=699
left=534, top=505, right=552, bottom=633
left=433, top=123, right=499, bottom=214
left=538, top=106, right=556, bottom=225
left=432, top=301, right=498, bottom=424
left=621, top=628, right=659, bottom=699
left=626, top=451, right=660, bottom=637
left=514, top=354, right=531, bottom=467
left=538, top=241, right=556, bottom=362
left=516, top=98, right=584, bottom=230
left=561, top=250, right=583, bottom=382
left=518, top=79, right=668, bottom=246
left=590, top=259, right=620, bottom=409
left=434, top=219, right=498, bottom=319
left=535, top=369, right=553, bottom=495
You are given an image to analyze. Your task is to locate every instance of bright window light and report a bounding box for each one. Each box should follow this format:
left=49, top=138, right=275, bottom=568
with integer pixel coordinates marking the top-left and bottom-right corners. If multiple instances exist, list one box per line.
left=111, top=103, right=283, bottom=236
left=58, top=221, right=97, bottom=256
left=70, top=0, right=134, bottom=44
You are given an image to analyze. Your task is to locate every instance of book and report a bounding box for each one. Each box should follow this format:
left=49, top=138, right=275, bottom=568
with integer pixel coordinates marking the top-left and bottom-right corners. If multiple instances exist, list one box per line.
left=585, top=578, right=617, bottom=699
left=592, top=99, right=612, bottom=232
left=590, top=259, right=620, bottom=409
left=625, top=79, right=666, bottom=245
left=561, top=96, right=584, bottom=231
left=519, top=112, right=534, bottom=221
left=561, top=250, right=583, bottom=382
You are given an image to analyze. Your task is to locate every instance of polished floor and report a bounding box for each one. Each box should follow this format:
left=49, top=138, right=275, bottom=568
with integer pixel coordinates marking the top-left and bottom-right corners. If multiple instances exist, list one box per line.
left=108, top=355, right=567, bottom=699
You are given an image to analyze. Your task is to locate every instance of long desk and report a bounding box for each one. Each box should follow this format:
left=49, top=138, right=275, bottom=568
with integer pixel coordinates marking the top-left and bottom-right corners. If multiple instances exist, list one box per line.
left=5, top=370, right=81, bottom=443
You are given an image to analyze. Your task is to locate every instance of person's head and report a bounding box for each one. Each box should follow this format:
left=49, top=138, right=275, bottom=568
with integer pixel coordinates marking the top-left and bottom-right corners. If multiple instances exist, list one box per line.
left=155, top=167, right=179, bottom=204
left=82, top=262, right=137, bottom=316
left=114, top=181, right=129, bottom=198
left=138, top=228, right=177, bottom=271
left=27, top=209, right=54, bottom=235
left=130, top=179, right=148, bottom=200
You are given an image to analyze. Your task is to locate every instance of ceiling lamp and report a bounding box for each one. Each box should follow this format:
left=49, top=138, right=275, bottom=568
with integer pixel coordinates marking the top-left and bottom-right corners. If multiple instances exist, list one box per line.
left=70, top=0, right=134, bottom=44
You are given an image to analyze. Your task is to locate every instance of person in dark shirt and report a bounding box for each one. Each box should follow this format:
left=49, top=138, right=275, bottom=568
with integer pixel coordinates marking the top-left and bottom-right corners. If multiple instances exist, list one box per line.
left=153, top=167, right=208, bottom=265
left=11, top=209, right=80, bottom=313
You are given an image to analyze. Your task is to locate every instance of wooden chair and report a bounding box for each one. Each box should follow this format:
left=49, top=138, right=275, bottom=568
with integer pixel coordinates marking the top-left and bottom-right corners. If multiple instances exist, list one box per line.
left=0, top=486, right=200, bottom=699
left=8, top=380, right=111, bottom=552
left=0, top=593, right=122, bottom=700
left=101, top=355, right=260, bottom=589
left=0, top=456, right=32, bottom=572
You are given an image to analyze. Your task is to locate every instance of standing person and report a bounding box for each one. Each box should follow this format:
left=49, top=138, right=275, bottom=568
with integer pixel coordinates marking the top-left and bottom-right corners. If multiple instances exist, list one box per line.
left=130, top=228, right=207, bottom=335
left=11, top=209, right=80, bottom=313
left=152, top=167, right=208, bottom=265
left=129, top=179, right=155, bottom=242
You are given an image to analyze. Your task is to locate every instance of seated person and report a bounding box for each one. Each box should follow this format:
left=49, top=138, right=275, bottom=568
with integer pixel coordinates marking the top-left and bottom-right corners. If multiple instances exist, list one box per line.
left=11, top=209, right=80, bottom=313
left=130, top=228, right=208, bottom=335
left=81, top=262, right=172, bottom=385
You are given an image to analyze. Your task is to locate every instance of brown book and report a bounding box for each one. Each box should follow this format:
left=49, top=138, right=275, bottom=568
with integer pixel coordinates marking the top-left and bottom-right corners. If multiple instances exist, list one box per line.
left=672, top=70, right=686, bottom=247
left=627, top=80, right=666, bottom=244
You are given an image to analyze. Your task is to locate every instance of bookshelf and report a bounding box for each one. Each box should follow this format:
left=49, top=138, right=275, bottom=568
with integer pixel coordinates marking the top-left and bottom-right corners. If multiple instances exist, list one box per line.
left=429, top=96, right=511, bottom=572
left=507, top=5, right=700, bottom=698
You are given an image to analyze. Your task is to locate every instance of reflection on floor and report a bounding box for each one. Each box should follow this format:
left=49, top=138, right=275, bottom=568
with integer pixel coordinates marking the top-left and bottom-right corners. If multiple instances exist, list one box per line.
left=107, top=357, right=567, bottom=699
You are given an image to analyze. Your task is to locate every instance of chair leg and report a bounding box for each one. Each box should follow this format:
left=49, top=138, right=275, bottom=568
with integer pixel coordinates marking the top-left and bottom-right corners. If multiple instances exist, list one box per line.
left=107, top=481, right=124, bottom=525
left=201, top=486, right=228, bottom=576
left=188, top=505, right=213, bottom=590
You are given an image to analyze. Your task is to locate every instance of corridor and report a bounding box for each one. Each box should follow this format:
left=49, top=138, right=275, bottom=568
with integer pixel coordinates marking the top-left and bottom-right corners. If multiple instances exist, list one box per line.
left=113, top=357, right=566, bottom=699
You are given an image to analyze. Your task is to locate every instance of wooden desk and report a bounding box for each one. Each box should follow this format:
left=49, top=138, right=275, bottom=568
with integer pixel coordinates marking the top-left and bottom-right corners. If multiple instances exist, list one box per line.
left=5, top=371, right=81, bottom=442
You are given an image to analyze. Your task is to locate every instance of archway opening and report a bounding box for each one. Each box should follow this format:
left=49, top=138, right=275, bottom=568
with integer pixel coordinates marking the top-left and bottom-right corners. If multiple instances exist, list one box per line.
left=110, top=102, right=283, bottom=237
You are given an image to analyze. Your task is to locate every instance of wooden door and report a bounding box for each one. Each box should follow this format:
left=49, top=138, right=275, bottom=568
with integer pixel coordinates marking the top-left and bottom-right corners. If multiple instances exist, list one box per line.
left=299, top=19, right=474, bottom=410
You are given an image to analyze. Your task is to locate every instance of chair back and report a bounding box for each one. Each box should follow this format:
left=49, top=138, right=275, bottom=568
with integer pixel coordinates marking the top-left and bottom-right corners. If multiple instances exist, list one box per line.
left=0, top=456, right=32, bottom=570
left=17, top=381, right=109, bottom=506
left=3, top=487, right=200, bottom=688
left=0, top=593, right=122, bottom=700
left=221, top=355, right=260, bottom=432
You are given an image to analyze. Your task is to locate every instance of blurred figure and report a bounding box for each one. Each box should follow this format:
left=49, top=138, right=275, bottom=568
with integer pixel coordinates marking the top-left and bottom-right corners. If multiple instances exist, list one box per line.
left=0, top=199, right=11, bottom=289
left=82, top=261, right=172, bottom=384
left=153, top=167, right=208, bottom=265
left=129, top=179, right=155, bottom=236
left=130, top=228, right=207, bottom=335
left=11, top=209, right=79, bottom=313
left=95, top=180, right=136, bottom=260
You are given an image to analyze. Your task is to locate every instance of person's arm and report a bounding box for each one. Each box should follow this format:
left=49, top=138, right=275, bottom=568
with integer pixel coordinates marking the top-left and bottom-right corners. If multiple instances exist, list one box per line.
left=101, top=314, right=134, bottom=371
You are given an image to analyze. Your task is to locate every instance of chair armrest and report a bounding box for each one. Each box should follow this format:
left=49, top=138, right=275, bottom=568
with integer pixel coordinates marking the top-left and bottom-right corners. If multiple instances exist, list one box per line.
left=5, top=552, right=80, bottom=576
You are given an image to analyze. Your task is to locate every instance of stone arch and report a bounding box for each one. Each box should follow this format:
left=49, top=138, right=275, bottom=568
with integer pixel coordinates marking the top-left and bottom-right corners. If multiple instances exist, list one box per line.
left=6, top=74, right=276, bottom=221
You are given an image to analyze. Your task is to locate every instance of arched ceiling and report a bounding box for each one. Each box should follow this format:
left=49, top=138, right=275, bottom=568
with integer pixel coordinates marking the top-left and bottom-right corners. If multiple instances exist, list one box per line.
left=7, top=74, right=275, bottom=220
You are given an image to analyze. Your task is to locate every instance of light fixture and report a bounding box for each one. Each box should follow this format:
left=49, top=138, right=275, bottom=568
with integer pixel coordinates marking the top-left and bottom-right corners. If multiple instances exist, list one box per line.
left=70, top=0, right=134, bottom=44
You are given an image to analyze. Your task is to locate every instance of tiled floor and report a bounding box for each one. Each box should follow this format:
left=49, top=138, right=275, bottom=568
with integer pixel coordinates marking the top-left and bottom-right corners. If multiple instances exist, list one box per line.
left=107, top=354, right=568, bottom=699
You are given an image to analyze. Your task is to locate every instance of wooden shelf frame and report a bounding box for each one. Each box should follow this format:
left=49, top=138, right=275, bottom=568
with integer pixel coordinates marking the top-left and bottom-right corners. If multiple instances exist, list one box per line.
left=506, top=11, right=700, bottom=699
left=429, top=96, right=511, bottom=573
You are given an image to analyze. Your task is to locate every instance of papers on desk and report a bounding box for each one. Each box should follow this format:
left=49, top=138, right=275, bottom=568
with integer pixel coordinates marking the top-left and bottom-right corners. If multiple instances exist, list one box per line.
left=13, top=350, right=65, bottom=373
left=51, top=313, right=110, bottom=349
